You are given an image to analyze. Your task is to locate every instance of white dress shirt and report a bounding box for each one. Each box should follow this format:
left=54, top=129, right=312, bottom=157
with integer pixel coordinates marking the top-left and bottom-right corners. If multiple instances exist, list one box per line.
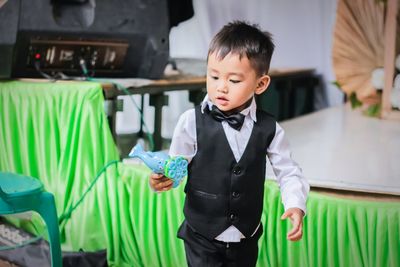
left=169, top=95, right=309, bottom=242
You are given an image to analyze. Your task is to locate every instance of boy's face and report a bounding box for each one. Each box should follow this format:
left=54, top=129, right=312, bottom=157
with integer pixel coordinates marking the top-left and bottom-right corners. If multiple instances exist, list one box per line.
left=207, top=52, right=270, bottom=113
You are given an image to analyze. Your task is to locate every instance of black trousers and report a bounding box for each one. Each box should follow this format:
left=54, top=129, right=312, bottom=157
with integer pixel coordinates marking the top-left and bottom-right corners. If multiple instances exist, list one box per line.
left=177, top=221, right=263, bottom=267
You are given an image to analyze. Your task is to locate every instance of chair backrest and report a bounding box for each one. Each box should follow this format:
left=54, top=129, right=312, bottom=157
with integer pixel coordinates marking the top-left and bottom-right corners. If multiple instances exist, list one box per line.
left=0, top=172, right=43, bottom=199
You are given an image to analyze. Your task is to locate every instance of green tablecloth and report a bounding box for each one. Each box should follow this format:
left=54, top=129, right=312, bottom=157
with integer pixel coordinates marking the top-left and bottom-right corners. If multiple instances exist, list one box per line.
left=1, top=81, right=399, bottom=267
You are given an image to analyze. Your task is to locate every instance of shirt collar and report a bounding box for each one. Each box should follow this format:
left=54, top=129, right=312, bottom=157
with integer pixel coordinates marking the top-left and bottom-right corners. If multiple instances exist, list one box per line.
left=200, top=94, right=257, bottom=122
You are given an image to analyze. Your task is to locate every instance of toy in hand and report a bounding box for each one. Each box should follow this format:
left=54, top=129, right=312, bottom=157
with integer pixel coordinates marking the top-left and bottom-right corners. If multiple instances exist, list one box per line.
left=128, top=143, right=188, bottom=188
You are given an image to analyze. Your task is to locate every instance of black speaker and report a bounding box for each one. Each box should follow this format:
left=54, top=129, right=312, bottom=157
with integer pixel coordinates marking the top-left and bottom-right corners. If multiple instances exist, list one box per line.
left=0, top=0, right=170, bottom=79
left=0, top=0, right=20, bottom=78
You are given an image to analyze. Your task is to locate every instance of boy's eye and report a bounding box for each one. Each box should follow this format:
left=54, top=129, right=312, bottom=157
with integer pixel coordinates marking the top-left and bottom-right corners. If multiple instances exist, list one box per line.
left=230, top=79, right=241, bottom=84
left=210, top=75, right=218, bottom=80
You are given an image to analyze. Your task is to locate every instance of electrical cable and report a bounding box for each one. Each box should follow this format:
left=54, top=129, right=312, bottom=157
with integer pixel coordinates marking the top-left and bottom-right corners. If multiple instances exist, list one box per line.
left=34, top=61, right=57, bottom=81
left=15, top=59, right=155, bottom=236
left=79, top=58, right=155, bottom=149
left=1, top=57, right=160, bottom=252
left=87, top=77, right=155, bottom=151
left=0, top=160, right=119, bottom=251
left=34, top=58, right=155, bottom=150
left=58, top=160, right=120, bottom=227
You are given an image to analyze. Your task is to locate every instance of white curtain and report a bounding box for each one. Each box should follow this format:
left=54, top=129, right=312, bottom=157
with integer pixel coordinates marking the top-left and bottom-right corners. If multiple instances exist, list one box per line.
left=118, top=0, right=343, bottom=139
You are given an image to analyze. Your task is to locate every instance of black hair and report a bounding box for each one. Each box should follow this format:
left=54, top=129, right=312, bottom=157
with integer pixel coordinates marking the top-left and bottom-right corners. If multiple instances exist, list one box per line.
left=208, top=20, right=275, bottom=76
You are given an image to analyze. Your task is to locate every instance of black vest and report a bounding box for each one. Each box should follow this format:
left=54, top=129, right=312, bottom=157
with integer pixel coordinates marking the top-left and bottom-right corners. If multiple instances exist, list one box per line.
left=183, top=105, right=276, bottom=239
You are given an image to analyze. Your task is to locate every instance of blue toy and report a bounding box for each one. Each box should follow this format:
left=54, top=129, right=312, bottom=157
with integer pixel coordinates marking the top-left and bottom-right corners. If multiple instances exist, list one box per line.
left=128, top=143, right=188, bottom=188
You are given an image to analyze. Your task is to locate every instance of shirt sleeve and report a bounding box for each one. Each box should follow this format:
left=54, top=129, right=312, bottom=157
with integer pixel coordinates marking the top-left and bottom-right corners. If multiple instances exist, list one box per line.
left=169, top=108, right=197, bottom=162
left=267, top=122, right=310, bottom=214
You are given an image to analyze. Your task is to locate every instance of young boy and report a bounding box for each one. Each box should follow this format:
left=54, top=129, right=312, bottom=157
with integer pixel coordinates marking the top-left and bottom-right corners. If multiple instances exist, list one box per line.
left=150, top=21, right=309, bottom=267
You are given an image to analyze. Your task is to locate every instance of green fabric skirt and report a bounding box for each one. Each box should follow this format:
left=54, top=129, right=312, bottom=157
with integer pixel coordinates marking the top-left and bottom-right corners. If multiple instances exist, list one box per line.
left=1, top=81, right=399, bottom=267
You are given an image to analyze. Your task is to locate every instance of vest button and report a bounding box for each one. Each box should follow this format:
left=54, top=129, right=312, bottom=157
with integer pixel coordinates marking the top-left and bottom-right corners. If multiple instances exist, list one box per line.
left=233, top=166, right=241, bottom=175
left=232, top=191, right=239, bottom=197
left=229, top=214, right=236, bottom=221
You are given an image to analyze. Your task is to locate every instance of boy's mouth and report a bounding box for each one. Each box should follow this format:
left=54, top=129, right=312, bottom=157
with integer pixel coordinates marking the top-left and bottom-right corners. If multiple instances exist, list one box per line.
left=215, top=96, right=228, bottom=105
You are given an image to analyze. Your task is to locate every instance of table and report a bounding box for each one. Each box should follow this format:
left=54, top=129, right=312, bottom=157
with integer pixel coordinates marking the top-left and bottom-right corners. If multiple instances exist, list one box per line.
left=280, top=104, right=400, bottom=195
left=103, top=62, right=319, bottom=151
left=257, top=67, right=319, bottom=121
left=102, top=75, right=207, bottom=151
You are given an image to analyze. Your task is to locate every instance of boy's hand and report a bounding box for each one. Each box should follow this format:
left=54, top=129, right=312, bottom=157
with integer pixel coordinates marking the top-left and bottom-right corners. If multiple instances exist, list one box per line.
left=149, top=173, right=173, bottom=192
left=281, top=207, right=304, bottom=241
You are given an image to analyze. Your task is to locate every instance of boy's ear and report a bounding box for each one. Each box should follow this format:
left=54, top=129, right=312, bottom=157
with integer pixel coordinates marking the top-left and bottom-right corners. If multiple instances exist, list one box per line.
left=255, top=75, right=271, bottom=95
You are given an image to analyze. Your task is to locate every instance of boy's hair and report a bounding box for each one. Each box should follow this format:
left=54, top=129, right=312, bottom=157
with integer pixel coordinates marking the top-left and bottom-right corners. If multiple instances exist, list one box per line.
left=208, top=21, right=275, bottom=76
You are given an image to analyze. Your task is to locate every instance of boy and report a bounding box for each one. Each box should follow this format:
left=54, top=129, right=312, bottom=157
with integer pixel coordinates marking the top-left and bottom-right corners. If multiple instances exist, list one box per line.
left=150, top=21, right=309, bottom=267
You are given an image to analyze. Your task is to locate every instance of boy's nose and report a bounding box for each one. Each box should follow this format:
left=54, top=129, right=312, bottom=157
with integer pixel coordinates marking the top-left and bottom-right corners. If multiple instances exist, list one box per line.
left=216, top=81, right=228, bottom=93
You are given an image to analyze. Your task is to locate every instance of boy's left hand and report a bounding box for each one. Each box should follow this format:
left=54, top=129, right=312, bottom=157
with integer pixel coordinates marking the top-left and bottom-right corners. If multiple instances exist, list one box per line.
left=281, top=207, right=304, bottom=241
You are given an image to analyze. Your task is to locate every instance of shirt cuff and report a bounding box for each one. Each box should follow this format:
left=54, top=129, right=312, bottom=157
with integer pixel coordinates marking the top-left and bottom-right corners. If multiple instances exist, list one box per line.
left=283, top=199, right=307, bottom=216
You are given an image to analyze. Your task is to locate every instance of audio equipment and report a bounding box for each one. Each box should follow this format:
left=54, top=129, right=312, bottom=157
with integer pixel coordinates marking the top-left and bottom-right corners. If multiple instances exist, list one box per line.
left=0, top=0, right=170, bottom=79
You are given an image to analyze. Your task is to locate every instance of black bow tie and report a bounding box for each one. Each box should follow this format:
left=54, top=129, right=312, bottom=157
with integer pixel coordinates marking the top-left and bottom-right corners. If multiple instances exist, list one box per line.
left=208, top=105, right=245, bottom=131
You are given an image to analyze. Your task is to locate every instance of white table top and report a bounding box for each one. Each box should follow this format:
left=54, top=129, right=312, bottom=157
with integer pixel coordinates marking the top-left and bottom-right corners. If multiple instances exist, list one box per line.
left=278, top=104, right=400, bottom=195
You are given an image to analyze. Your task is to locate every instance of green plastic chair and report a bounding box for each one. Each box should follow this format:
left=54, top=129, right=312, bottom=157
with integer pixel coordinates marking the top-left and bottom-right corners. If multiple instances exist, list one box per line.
left=0, top=172, right=62, bottom=267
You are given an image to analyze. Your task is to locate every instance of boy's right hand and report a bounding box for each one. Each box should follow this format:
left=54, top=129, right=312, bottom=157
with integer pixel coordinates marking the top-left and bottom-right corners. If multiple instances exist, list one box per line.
left=149, top=173, right=173, bottom=192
